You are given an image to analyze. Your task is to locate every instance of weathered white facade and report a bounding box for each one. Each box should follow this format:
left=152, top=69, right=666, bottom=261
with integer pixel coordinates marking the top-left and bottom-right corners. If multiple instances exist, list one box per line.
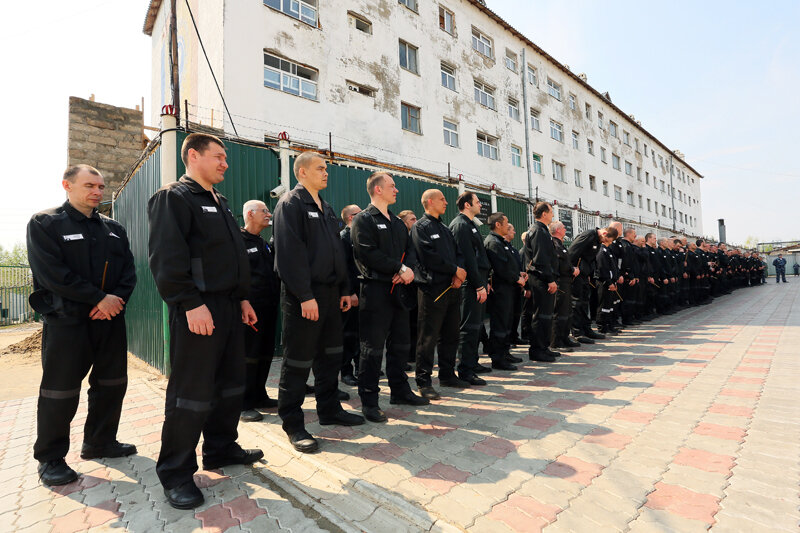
left=144, top=0, right=703, bottom=235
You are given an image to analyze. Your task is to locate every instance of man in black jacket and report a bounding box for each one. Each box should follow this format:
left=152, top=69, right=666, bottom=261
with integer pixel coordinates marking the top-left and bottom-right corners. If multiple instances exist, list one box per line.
left=411, top=189, right=467, bottom=400
left=524, top=202, right=559, bottom=362
left=340, top=204, right=362, bottom=387
left=272, top=151, right=364, bottom=454
left=148, top=134, right=262, bottom=509
left=596, top=227, right=620, bottom=334
left=239, top=200, right=281, bottom=422
left=568, top=228, right=605, bottom=343
left=351, top=172, right=428, bottom=422
left=549, top=221, right=580, bottom=352
left=484, top=213, right=526, bottom=369
left=27, top=164, right=137, bottom=487
left=619, top=228, right=640, bottom=326
left=449, top=192, right=490, bottom=384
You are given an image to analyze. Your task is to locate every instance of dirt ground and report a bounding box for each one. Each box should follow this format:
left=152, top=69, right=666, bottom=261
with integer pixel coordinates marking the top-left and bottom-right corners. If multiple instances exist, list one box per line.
left=0, top=322, right=165, bottom=401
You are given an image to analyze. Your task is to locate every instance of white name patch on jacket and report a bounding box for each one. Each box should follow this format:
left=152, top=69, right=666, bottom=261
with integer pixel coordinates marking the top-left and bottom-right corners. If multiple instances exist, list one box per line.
left=307, top=211, right=319, bottom=219
left=247, top=247, right=258, bottom=254
left=431, top=234, right=440, bottom=239
left=62, top=234, right=84, bottom=241
left=201, top=206, right=218, bottom=213
left=377, top=224, right=387, bottom=229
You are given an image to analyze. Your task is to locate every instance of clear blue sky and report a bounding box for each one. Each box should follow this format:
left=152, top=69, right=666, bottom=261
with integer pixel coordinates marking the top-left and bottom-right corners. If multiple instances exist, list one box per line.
left=0, top=0, right=797, bottom=250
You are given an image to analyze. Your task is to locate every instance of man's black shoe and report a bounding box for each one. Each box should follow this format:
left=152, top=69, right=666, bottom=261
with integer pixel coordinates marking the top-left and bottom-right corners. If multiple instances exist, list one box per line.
left=203, top=447, right=264, bottom=470
left=256, top=397, right=278, bottom=409
left=362, top=406, right=388, bottom=423
left=545, top=348, right=562, bottom=358
left=164, top=481, right=204, bottom=510
left=390, top=392, right=430, bottom=406
left=318, top=411, right=365, bottom=426
left=529, top=352, right=556, bottom=362
left=439, top=376, right=471, bottom=388
left=239, top=409, right=264, bottom=422
left=550, top=344, right=571, bottom=353
left=563, top=337, right=581, bottom=347
left=458, top=374, right=487, bottom=386
left=80, top=441, right=137, bottom=460
left=38, top=459, right=78, bottom=486
left=576, top=336, right=595, bottom=344
left=418, top=386, right=441, bottom=400
left=288, top=430, right=319, bottom=453
left=305, top=384, right=315, bottom=395
left=491, top=360, right=517, bottom=371
left=506, top=354, right=523, bottom=363
left=473, top=364, right=492, bottom=374
left=404, top=363, right=413, bottom=371
left=337, top=389, right=351, bottom=401
left=584, top=330, right=606, bottom=340
left=341, top=374, right=358, bottom=386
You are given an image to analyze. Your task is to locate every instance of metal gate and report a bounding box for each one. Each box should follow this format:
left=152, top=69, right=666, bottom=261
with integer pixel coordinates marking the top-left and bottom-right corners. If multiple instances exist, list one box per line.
left=0, top=266, right=35, bottom=326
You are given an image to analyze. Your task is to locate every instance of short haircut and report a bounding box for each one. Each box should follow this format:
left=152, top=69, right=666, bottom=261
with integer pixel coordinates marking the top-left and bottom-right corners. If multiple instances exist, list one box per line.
left=487, top=212, right=506, bottom=230
left=623, top=228, right=636, bottom=238
left=533, top=201, right=551, bottom=219
left=604, top=227, right=619, bottom=240
left=293, top=150, right=324, bottom=178
left=341, top=204, right=360, bottom=222
left=242, top=199, right=265, bottom=216
left=645, top=232, right=655, bottom=241
left=456, top=191, right=477, bottom=211
left=63, top=164, right=101, bottom=183
left=548, top=221, right=564, bottom=235
left=181, top=132, right=225, bottom=166
left=398, top=210, right=415, bottom=221
left=421, top=189, right=441, bottom=208
left=366, top=171, right=389, bottom=197
left=696, top=239, right=704, bottom=246
left=658, top=237, right=667, bottom=246
left=673, top=239, right=682, bottom=246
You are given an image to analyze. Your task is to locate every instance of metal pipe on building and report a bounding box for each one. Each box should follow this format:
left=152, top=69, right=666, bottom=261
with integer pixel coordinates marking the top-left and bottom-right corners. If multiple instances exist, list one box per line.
left=160, top=112, right=178, bottom=186
left=718, top=219, right=727, bottom=244
left=521, top=48, right=534, bottom=227
left=669, top=154, right=676, bottom=231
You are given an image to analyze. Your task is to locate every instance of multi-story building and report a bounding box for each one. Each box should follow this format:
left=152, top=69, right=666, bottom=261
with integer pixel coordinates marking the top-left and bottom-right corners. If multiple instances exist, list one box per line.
left=143, top=0, right=703, bottom=234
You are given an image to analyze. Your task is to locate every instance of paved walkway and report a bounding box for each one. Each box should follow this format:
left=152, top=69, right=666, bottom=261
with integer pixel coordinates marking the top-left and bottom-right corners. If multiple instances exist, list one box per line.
left=0, top=281, right=798, bottom=532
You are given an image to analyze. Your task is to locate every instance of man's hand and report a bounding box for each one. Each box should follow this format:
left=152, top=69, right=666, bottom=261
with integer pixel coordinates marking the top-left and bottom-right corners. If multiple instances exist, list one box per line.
left=96, top=294, right=125, bottom=318
left=241, top=300, right=258, bottom=326
left=451, top=276, right=463, bottom=289
left=476, top=286, right=487, bottom=303
left=524, top=289, right=532, bottom=299
left=618, top=276, right=625, bottom=284
left=89, top=306, right=110, bottom=320
left=516, top=275, right=526, bottom=287
left=399, top=267, right=415, bottom=284
left=663, top=279, right=669, bottom=285
left=648, top=277, right=654, bottom=283
left=547, top=281, right=557, bottom=294
left=349, top=294, right=359, bottom=308
left=609, top=283, right=618, bottom=291
left=339, top=296, right=351, bottom=312
left=683, top=273, right=689, bottom=279
left=573, top=267, right=580, bottom=278
left=301, top=299, right=319, bottom=321
left=454, top=267, right=467, bottom=282
left=187, top=304, right=215, bottom=335
left=628, top=279, right=636, bottom=286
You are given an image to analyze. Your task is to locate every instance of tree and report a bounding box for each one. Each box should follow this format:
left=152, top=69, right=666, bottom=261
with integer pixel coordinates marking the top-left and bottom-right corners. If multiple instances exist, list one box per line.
left=0, top=243, right=28, bottom=266
left=743, top=236, right=759, bottom=250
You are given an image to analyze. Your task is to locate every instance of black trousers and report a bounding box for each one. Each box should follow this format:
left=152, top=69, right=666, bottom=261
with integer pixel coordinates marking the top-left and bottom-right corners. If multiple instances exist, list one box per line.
left=457, top=282, right=483, bottom=376
left=341, top=306, right=360, bottom=378
left=520, top=291, right=533, bottom=341
left=486, top=283, right=514, bottom=363
left=596, top=282, right=615, bottom=327
left=510, top=288, right=522, bottom=343
left=242, top=301, right=278, bottom=410
left=278, top=284, right=344, bottom=434
left=620, top=281, right=637, bottom=323
left=552, top=278, right=572, bottom=343
left=570, top=276, right=592, bottom=334
left=528, top=277, right=555, bottom=355
left=157, top=294, right=244, bottom=489
left=357, top=281, right=413, bottom=407
left=415, top=286, right=461, bottom=386
left=33, top=316, right=128, bottom=462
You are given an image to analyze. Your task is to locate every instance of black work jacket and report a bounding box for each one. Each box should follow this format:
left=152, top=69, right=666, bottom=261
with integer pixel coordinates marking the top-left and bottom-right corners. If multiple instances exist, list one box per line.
left=567, top=228, right=599, bottom=277
left=27, top=201, right=136, bottom=323
left=272, top=183, right=349, bottom=301
left=485, top=232, right=519, bottom=285
left=656, top=247, right=676, bottom=279
left=596, top=245, right=619, bottom=282
left=411, top=213, right=464, bottom=295
left=240, top=228, right=280, bottom=306
left=552, top=236, right=573, bottom=281
left=524, top=220, right=557, bottom=283
left=645, top=245, right=660, bottom=278
left=148, top=176, right=249, bottom=311
left=620, top=239, right=639, bottom=280
left=449, top=213, right=489, bottom=289
left=340, top=226, right=360, bottom=293
left=686, top=249, right=702, bottom=276
left=351, top=204, right=415, bottom=283
left=636, top=245, right=653, bottom=278
left=510, top=243, right=523, bottom=271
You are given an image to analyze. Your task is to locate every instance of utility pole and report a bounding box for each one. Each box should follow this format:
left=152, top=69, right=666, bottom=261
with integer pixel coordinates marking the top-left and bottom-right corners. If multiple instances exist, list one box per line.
left=669, top=154, right=676, bottom=231
left=170, top=0, right=180, bottom=125
left=521, top=49, right=534, bottom=227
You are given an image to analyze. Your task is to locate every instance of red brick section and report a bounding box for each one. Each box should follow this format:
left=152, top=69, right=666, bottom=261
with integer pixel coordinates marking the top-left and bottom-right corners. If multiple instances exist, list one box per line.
left=542, top=455, right=603, bottom=486
left=514, top=415, right=559, bottom=431
left=412, top=463, right=470, bottom=494
left=487, top=495, right=561, bottom=533
left=356, top=442, right=408, bottom=463
left=547, top=399, right=588, bottom=411
left=382, top=407, right=411, bottom=419
left=52, top=467, right=113, bottom=497
left=735, top=366, right=769, bottom=374
left=317, top=425, right=360, bottom=440
left=708, top=403, right=754, bottom=417
left=635, top=393, right=673, bottom=405
left=678, top=362, right=707, bottom=368
left=472, top=437, right=519, bottom=458
left=693, top=423, right=746, bottom=442
left=415, top=420, right=458, bottom=437
left=612, top=409, right=655, bottom=424
left=645, top=482, right=720, bottom=524
left=223, top=495, right=268, bottom=525
left=460, top=404, right=499, bottom=416
left=741, top=358, right=771, bottom=364
left=719, top=388, right=760, bottom=399
left=727, top=377, right=765, bottom=385
left=194, top=470, right=229, bottom=488
left=652, top=380, right=685, bottom=390
left=582, top=428, right=632, bottom=449
left=525, top=379, right=557, bottom=387
left=51, top=499, right=122, bottom=533
left=196, top=502, right=239, bottom=532
left=499, top=390, right=532, bottom=401
left=666, top=370, right=699, bottom=378
left=673, top=447, right=735, bottom=474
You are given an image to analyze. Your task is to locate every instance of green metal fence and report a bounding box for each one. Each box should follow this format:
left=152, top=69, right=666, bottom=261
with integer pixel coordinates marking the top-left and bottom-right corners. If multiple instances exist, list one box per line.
left=0, top=266, right=35, bottom=326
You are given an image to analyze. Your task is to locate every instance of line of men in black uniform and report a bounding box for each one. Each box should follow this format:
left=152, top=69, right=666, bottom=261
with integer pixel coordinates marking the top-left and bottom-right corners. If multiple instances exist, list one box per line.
left=29, top=134, right=765, bottom=510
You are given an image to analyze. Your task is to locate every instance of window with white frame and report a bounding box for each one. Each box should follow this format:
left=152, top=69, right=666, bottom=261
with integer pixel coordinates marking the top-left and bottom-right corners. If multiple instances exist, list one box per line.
left=609, top=121, right=618, bottom=137
left=585, top=102, right=592, bottom=119
left=600, top=147, right=607, bottom=163
left=471, top=27, right=493, bottom=58
left=614, top=186, right=623, bottom=202
left=477, top=132, right=499, bottom=160
left=552, top=161, right=565, bottom=182
left=264, top=52, right=318, bottom=100
left=399, top=40, right=418, bottom=73
left=530, top=108, right=541, bottom=131
left=508, top=98, right=520, bottom=121
left=587, top=139, right=594, bottom=155
left=623, top=131, right=630, bottom=145
left=612, top=154, right=621, bottom=170
left=439, top=6, right=454, bottom=34
left=574, top=169, right=582, bottom=187
left=474, top=80, right=496, bottom=109
left=546, top=78, right=562, bottom=100
left=348, top=12, right=372, bottom=33
left=504, top=50, right=518, bottom=72
left=264, top=0, right=318, bottom=27
left=568, top=93, right=576, bottom=110
left=572, top=131, right=579, bottom=149
left=511, top=145, right=522, bottom=167
left=401, top=102, right=421, bottom=133
left=398, top=0, right=417, bottom=12
left=440, top=62, right=456, bottom=91
left=626, top=190, right=634, bottom=205
left=602, top=180, right=609, bottom=196
left=625, top=161, right=632, bottom=176
left=598, top=111, right=604, bottom=129
left=589, top=175, right=597, bottom=191
left=532, top=153, right=543, bottom=174
left=550, top=120, right=563, bottom=142
left=443, top=118, right=458, bottom=147
left=527, top=65, right=537, bottom=85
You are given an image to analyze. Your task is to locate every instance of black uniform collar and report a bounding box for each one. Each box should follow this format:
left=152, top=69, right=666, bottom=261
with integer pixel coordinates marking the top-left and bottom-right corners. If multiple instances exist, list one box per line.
left=552, top=236, right=564, bottom=246
left=294, top=183, right=326, bottom=208
left=365, top=204, right=394, bottom=220
left=63, top=201, right=100, bottom=222
left=421, top=212, right=443, bottom=224
left=239, top=227, right=264, bottom=242
left=179, top=175, right=220, bottom=196
left=534, top=220, right=547, bottom=230
left=457, top=212, right=478, bottom=226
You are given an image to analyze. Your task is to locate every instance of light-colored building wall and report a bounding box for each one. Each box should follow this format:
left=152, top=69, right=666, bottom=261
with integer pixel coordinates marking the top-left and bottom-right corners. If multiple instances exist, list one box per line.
left=145, top=0, right=703, bottom=235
